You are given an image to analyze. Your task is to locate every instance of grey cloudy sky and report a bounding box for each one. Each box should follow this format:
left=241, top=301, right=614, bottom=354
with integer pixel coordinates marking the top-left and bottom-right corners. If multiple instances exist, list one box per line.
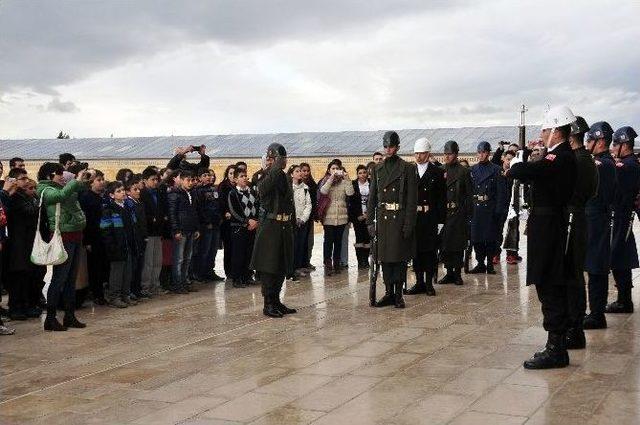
left=0, top=0, right=638, bottom=139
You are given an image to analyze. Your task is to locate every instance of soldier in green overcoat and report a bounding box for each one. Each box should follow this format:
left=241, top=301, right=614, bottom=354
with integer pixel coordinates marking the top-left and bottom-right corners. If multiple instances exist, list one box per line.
left=367, top=131, right=417, bottom=308
left=250, top=143, right=297, bottom=318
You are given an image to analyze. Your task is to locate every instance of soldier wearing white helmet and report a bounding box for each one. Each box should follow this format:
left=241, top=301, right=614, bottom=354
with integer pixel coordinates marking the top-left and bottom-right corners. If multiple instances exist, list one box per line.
left=404, top=138, right=445, bottom=296
left=507, top=105, right=578, bottom=370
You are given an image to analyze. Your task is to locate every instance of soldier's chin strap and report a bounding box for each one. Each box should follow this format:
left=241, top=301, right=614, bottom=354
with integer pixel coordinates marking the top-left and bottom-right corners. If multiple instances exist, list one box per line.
left=617, top=143, right=623, bottom=159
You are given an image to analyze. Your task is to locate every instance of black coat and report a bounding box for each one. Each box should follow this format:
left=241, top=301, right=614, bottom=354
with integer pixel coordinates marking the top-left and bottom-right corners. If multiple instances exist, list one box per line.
left=250, top=165, right=296, bottom=275
left=567, top=147, right=598, bottom=283
left=348, top=179, right=369, bottom=223
left=610, top=154, right=640, bottom=270
left=167, top=188, right=200, bottom=235
left=470, top=161, right=507, bottom=243
left=367, top=155, right=417, bottom=262
left=585, top=151, right=616, bottom=274
left=509, top=141, right=577, bottom=286
left=440, top=161, right=474, bottom=252
left=79, top=190, right=107, bottom=249
left=140, top=187, right=166, bottom=237
left=414, top=163, right=446, bottom=253
left=7, top=191, right=43, bottom=272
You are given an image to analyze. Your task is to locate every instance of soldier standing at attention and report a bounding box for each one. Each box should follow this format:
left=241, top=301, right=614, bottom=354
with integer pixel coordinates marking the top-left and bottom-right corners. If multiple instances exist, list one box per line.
left=583, top=122, right=616, bottom=329
left=468, top=141, right=507, bottom=275
left=564, top=117, right=598, bottom=350
left=367, top=131, right=417, bottom=308
left=508, top=105, right=577, bottom=369
left=404, top=137, right=445, bottom=296
left=437, top=140, right=474, bottom=285
left=250, top=143, right=297, bottom=318
left=606, top=126, right=640, bottom=314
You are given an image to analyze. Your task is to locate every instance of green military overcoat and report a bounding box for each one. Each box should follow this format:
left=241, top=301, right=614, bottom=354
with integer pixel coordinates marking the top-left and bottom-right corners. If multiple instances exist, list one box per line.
left=250, top=165, right=296, bottom=276
left=440, top=161, right=474, bottom=252
left=367, top=155, right=417, bottom=263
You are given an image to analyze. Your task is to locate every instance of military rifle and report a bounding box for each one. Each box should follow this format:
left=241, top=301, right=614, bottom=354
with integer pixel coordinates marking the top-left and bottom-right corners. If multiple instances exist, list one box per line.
left=369, top=171, right=381, bottom=307
left=463, top=231, right=472, bottom=273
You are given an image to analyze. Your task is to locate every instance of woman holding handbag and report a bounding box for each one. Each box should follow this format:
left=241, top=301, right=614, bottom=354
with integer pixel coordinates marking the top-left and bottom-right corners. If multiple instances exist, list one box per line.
left=36, top=163, right=89, bottom=331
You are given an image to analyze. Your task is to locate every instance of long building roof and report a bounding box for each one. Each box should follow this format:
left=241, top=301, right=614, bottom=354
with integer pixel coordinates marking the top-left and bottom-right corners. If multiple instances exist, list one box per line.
left=0, top=126, right=538, bottom=160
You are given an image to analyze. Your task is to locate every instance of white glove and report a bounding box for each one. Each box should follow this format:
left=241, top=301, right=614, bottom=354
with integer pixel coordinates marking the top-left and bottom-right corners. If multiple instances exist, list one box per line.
left=507, top=206, right=518, bottom=220
left=437, top=224, right=444, bottom=233
left=510, top=150, right=524, bottom=167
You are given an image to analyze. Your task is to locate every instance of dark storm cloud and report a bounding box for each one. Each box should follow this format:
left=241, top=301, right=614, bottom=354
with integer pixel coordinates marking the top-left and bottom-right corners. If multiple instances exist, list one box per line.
left=0, top=0, right=460, bottom=95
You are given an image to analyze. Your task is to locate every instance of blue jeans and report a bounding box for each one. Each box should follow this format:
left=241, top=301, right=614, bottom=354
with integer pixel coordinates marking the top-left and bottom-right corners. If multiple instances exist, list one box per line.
left=172, top=232, right=195, bottom=290
left=48, top=240, right=81, bottom=312
left=193, top=226, right=220, bottom=279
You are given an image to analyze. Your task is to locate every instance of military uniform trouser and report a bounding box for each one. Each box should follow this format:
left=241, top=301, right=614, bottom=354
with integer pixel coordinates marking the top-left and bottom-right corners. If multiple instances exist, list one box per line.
left=413, top=250, right=437, bottom=275
left=588, top=273, right=609, bottom=315
left=613, top=269, right=633, bottom=292
left=441, top=251, right=463, bottom=269
left=261, top=272, right=285, bottom=301
left=566, top=283, right=586, bottom=330
left=472, top=242, right=497, bottom=265
left=535, top=284, right=569, bottom=333
left=382, top=262, right=407, bottom=286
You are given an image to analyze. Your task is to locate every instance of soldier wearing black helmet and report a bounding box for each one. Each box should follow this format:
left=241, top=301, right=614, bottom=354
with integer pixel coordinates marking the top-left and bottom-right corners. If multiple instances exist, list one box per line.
left=468, top=141, right=507, bottom=275
left=437, top=140, right=474, bottom=285
left=367, top=131, right=417, bottom=308
left=250, top=143, right=297, bottom=318
left=563, top=116, right=598, bottom=349
left=606, top=126, right=640, bottom=315
left=583, top=121, right=616, bottom=329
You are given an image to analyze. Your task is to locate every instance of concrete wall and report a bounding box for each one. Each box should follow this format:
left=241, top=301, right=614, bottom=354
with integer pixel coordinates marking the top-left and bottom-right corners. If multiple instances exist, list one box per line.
left=20, top=154, right=478, bottom=182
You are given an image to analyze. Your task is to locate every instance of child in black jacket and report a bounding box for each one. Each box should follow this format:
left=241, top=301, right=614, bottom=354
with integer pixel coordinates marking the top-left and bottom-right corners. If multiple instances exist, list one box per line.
left=101, top=181, right=137, bottom=308
left=227, top=169, right=259, bottom=287
left=167, top=170, right=200, bottom=293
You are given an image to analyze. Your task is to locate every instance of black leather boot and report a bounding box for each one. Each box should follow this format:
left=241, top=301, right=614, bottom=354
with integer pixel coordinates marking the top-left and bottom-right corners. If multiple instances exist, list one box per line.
left=375, top=283, right=395, bottom=307
left=425, top=271, right=436, bottom=296
left=486, top=263, right=497, bottom=275
left=566, top=327, right=586, bottom=349
left=605, top=287, right=634, bottom=313
left=524, top=332, right=569, bottom=369
left=454, top=268, right=464, bottom=286
left=468, top=263, right=486, bottom=274
left=437, top=269, right=456, bottom=285
left=583, top=312, right=607, bottom=329
left=324, top=259, right=334, bottom=277
left=63, top=312, right=86, bottom=329
left=405, top=273, right=427, bottom=295
left=44, top=309, right=67, bottom=332
left=394, top=282, right=406, bottom=308
left=263, top=294, right=283, bottom=318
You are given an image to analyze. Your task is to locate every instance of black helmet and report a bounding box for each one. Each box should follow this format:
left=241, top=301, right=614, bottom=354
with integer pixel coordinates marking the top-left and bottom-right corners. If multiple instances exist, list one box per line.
left=571, top=116, right=590, bottom=136
left=586, top=121, right=614, bottom=144
left=382, top=131, right=400, bottom=148
left=613, top=126, right=638, bottom=146
left=476, top=141, right=491, bottom=153
left=266, top=142, right=287, bottom=158
left=444, top=140, right=459, bottom=154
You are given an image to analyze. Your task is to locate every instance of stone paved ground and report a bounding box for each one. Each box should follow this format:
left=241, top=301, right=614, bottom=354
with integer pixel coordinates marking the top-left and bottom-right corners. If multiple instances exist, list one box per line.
left=2, top=231, right=640, bottom=424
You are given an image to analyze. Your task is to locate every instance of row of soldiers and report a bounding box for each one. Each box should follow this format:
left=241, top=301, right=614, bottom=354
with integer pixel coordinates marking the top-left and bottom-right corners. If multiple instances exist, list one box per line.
left=250, top=115, right=638, bottom=371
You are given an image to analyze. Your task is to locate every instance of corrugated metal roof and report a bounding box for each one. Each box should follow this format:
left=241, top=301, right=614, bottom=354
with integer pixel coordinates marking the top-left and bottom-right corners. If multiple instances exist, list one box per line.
left=0, top=126, right=539, bottom=160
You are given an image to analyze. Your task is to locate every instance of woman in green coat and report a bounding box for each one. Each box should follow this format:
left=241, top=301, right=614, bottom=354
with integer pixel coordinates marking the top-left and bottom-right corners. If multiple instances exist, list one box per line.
left=36, top=162, right=88, bottom=332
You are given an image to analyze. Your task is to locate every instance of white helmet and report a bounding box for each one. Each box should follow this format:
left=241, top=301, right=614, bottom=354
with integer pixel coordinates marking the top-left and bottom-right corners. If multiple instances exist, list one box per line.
left=541, top=105, right=576, bottom=130
left=414, top=137, right=432, bottom=153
